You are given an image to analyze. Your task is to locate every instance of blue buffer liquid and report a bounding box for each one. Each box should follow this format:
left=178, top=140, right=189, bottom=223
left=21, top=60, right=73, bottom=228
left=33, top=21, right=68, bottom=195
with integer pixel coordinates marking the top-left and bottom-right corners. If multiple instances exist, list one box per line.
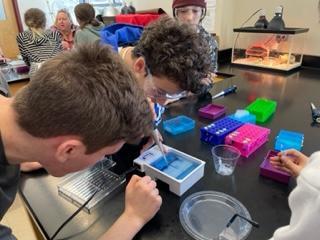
left=151, top=152, right=200, bottom=180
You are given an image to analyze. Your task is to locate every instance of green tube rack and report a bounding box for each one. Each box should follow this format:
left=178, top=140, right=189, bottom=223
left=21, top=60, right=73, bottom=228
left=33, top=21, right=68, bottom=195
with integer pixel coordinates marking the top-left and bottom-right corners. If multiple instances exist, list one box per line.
left=246, top=98, right=277, bottom=123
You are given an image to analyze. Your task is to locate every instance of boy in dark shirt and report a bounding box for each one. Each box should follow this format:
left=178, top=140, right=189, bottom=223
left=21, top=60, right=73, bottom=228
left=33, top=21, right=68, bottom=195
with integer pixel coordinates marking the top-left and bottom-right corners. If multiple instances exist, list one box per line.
left=0, top=43, right=161, bottom=240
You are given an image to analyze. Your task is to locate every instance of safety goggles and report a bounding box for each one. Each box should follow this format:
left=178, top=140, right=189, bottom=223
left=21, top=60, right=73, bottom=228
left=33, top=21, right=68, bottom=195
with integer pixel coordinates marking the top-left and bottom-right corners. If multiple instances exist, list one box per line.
left=174, top=6, right=204, bottom=18
left=144, top=69, right=188, bottom=100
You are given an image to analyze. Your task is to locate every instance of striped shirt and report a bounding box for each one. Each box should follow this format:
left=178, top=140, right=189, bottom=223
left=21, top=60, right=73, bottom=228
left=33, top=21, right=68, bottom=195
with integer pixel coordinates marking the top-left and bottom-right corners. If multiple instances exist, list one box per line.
left=16, top=30, right=62, bottom=67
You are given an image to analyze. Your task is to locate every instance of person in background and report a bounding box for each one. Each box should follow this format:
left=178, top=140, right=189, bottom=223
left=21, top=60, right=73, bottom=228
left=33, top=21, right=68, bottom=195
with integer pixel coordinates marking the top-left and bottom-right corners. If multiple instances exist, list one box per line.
left=51, top=9, right=78, bottom=50
left=0, top=42, right=161, bottom=240
left=96, top=14, right=104, bottom=23
left=16, top=8, right=62, bottom=76
left=172, top=0, right=218, bottom=98
left=74, top=3, right=104, bottom=46
left=0, top=71, right=10, bottom=97
left=0, top=47, right=9, bottom=64
left=112, top=16, right=211, bottom=173
left=269, top=149, right=320, bottom=240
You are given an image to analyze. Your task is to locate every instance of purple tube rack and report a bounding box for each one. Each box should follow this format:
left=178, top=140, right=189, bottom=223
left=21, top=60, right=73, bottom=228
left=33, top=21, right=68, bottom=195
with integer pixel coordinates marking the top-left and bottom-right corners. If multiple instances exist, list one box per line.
left=259, top=150, right=291, bottom=184
left=198, top=104, right=226, bottom=120
left=225, top=123, right=270, bottom=158
left=16, top=65, right=30, bottom=74
left=200, top=117, right=243, bottom=145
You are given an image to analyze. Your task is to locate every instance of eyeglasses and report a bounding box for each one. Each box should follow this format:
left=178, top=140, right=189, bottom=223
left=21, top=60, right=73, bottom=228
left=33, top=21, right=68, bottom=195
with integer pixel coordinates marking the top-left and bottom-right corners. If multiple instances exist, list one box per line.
left=144, top=69, right=188, bottom=100
left=148, top=87, right=188, bottom=100
left=175, top=7, right=203, bottom=17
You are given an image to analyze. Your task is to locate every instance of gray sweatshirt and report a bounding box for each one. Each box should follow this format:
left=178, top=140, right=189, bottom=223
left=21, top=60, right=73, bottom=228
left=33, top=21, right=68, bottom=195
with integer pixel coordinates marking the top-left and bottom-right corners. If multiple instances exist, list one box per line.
left=74, top=23, right=104, bottom=46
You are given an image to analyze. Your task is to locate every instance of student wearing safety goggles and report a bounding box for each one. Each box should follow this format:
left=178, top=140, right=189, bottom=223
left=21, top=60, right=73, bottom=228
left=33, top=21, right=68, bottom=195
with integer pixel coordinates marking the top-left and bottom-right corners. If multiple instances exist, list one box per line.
left=113, top=16, right=211, bottom=173
left=173, top=0, right=219, bottom=95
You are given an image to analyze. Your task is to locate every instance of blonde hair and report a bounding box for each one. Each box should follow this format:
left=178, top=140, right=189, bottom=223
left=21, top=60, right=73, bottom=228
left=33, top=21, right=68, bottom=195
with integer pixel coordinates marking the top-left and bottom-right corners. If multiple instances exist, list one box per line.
left=54, top=9, right=73, bottom=27
left=24, top=8, right=46, bottom=29
left=24, top=8, right=46, bottom=38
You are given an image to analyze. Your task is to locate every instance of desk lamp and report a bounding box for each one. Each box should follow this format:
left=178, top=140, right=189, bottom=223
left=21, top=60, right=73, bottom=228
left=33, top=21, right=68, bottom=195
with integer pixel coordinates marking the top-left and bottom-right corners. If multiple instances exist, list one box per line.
left=254, top=9, right=269, bottom=28
left=268, top=6, right=286, bottom=30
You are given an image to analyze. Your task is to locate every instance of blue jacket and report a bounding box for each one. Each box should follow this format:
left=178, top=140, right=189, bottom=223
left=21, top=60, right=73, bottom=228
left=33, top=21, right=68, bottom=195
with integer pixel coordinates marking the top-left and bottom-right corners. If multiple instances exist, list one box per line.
left=100, top=23, right=143, bottom=51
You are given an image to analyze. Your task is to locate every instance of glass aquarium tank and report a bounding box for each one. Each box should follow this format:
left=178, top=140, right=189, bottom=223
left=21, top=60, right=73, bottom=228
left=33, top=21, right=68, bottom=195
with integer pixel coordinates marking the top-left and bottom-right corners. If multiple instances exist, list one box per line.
left=232, top=27, right=309, bottom=71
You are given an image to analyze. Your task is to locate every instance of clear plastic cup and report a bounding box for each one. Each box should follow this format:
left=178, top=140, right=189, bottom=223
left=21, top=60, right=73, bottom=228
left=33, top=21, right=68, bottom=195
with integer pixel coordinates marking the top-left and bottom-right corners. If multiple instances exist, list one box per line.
left=212, top=145, right=241, bottom=176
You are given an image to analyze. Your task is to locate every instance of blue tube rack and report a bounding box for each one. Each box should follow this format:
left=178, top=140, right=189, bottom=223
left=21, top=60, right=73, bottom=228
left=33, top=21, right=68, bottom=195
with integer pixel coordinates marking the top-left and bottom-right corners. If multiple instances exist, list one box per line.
left=163, top=115, right=195, bottom=135
left=274, top=129, right=304, bottom=151
left=200, top=117, right=244, bottom=145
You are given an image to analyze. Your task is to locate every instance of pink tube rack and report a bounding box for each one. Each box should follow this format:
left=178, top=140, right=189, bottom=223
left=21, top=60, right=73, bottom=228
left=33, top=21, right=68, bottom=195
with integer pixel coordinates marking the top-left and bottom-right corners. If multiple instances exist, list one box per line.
left=225, top=123, right=271, bottom=157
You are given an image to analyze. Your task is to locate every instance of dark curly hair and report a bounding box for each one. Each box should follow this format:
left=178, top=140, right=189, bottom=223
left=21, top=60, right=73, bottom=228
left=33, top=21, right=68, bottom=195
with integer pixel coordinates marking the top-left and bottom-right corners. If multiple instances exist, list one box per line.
left=132, top=16, right=211, bottom=93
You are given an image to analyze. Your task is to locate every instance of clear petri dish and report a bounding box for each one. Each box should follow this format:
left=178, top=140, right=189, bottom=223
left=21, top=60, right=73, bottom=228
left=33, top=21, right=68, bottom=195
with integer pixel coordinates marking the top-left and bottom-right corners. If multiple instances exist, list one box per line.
left=179, top=191, right=252, bottom=240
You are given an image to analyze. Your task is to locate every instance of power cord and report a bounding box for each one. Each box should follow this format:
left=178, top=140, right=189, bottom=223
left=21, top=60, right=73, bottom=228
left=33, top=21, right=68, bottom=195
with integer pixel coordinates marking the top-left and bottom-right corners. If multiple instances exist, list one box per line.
left=240, top=8, right=263, bottom=28
left=232, top=8, right=263, bottom=54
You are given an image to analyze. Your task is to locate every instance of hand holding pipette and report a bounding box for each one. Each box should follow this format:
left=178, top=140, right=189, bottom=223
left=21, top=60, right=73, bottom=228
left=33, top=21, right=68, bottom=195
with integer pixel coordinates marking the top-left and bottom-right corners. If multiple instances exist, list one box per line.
left=151, top=129, right=168, bottom=165
left=270, top=149, right=309, bottom=177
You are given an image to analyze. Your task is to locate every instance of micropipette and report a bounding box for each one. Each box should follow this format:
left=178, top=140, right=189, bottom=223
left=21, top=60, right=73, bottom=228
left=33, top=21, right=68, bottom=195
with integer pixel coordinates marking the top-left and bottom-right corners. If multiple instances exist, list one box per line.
left=151, top=129, right=168, bottom=166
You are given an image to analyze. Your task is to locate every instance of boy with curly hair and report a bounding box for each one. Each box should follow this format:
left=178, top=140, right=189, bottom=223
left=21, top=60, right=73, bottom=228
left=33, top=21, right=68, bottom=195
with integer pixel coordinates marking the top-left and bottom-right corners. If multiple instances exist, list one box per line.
left=113, top=16, right=211, bottom=172
left=120, top=16, right=211, bottom=121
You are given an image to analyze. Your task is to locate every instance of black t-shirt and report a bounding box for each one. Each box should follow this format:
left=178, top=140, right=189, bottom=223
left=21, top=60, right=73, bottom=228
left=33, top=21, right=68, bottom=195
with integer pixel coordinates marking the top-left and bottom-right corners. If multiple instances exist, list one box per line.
left=0, top=77, right=18, bottom=239
left=0, top=134, right=20, bottom=238
left=0, top=133, right=20, bottom=218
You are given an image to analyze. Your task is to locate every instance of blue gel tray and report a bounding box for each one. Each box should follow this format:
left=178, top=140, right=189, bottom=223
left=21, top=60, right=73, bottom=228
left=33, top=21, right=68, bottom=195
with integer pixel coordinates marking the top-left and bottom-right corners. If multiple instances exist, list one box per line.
left=274, top=129, right=304, bottom=151
left=151, top=152, right=200, bottom=180
left=163, top=115, right=195, bottom=135
left=200, top=117, right=243, bottom=145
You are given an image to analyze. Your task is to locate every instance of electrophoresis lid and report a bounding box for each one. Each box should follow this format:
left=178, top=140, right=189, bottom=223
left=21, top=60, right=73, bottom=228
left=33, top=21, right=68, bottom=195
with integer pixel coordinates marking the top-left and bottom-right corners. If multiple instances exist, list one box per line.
left=179, top=191, right=252, bottom=240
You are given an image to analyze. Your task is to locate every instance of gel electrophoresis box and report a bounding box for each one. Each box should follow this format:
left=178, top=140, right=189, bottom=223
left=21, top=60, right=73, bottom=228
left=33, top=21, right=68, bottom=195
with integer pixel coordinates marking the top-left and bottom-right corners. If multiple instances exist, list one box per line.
left=133, top=145, right=205, bottom=196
